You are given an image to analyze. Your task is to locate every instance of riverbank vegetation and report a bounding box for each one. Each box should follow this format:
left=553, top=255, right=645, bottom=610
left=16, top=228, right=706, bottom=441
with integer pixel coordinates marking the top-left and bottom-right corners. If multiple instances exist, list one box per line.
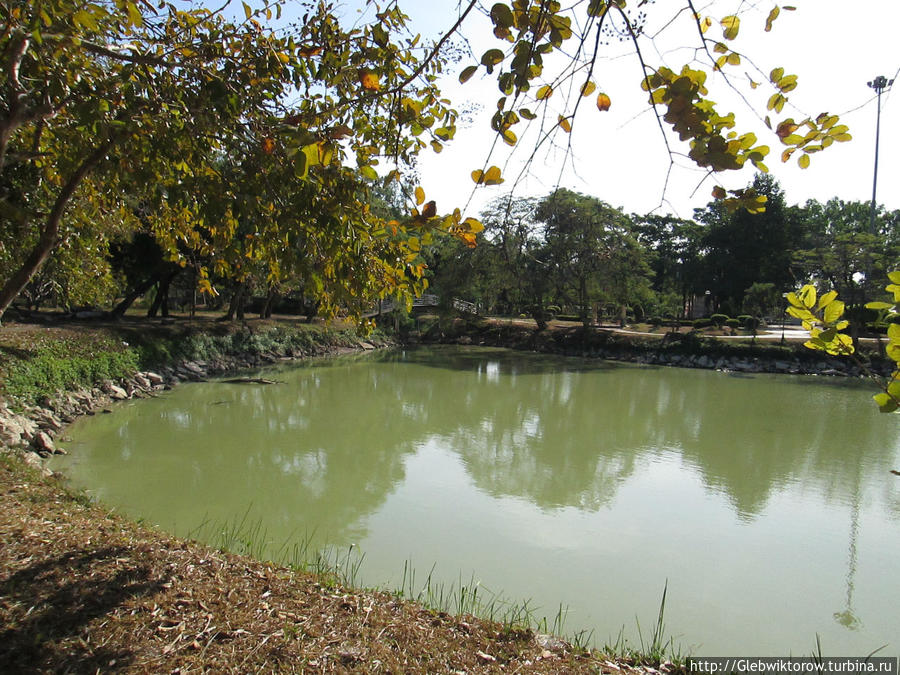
left=0, top=318, right=386, bottom=406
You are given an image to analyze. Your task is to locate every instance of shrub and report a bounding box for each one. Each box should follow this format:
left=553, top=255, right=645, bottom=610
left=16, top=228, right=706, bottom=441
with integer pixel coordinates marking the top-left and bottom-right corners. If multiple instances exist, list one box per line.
left=725, top=318, right=741, bottom=330
left=693, top=318, right=712, bottom=329
left=737, top=314, right=752, bottom=327
left=710, top=313, right=729, bottom=329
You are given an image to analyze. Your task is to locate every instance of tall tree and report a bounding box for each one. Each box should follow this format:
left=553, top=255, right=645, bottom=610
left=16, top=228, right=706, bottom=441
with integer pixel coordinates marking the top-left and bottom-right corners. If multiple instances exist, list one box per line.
left=633, top=214, right=705, bottom=319
left=793, top=199, right=900, bottom=347
left=0, top=0, right=482, bottom=323
left=536, top=189, right=647, bottom=327
left=695, top=174, right=801, bottom=315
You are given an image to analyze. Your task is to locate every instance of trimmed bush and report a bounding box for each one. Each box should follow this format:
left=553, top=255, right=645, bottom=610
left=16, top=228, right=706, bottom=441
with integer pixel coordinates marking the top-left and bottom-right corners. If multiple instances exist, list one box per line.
left=693, top=318, right=712, bottom=329
left=725, top=318, right=741, bottom=330
left=710, top=313, right=729, bottom=329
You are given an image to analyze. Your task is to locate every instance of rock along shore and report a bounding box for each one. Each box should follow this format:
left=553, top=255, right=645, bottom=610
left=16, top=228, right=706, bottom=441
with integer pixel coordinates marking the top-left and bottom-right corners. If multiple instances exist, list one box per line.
left=0, top=335, right=386, bottom=474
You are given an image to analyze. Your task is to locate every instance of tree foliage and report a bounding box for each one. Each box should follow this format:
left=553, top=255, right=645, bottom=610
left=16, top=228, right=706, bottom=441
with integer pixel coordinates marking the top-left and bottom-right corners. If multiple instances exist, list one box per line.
left=787, top=276, right=900, bottom=414
left=0, top=0, right=483, bottom=323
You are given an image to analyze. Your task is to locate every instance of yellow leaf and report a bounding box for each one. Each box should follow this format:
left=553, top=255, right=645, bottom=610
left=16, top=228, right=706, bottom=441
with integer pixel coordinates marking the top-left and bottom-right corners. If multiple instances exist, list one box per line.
left=798, top=153, right=810, bottom=169
left=580, top=81, right=596, bottom=97
left=721, top=15, right=740, bottom=40
left=463, top=217, right=484, bottom=233
left=536, top=85, right=553, bottom=100
left=359, top=69, right=380, bottom=91
left=596, top=92, right=611, bottom=111
left=558, top=116, right=572, bottom=133
left=414, top=186, right=425, bottom=205
left=765, top=6, right=780, bottom=32
left=484, top=165, right=503, bottom=185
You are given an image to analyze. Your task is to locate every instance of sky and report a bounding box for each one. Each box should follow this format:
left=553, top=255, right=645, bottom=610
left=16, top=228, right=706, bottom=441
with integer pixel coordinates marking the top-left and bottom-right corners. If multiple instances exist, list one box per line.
left=339, top=0, right=900, bottom=221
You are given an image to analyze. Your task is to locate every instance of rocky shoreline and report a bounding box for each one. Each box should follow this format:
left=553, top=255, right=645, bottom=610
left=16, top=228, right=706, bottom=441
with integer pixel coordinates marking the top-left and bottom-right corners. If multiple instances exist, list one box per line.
left=0, top=337, right=385, bottom=473
left=419, top=320, right=893, bottom=379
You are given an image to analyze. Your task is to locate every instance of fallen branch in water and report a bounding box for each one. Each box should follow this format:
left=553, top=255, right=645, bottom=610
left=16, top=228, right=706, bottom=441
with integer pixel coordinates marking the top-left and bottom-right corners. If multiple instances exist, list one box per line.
left=221, top=377, right=282, bottom=385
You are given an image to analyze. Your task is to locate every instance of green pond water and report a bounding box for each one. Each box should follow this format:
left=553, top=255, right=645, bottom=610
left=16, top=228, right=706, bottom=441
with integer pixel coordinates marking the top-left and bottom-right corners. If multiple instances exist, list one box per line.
left=50, top=346, right=900, bottom=656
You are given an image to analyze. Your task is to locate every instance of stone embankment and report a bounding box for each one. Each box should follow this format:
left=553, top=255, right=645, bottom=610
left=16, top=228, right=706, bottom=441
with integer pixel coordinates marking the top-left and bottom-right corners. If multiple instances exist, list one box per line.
left=591, top=348, right=872, bottom=377
left=427, top=323, right=891, bottom=378
left=0, top=339, right=382, bottom=471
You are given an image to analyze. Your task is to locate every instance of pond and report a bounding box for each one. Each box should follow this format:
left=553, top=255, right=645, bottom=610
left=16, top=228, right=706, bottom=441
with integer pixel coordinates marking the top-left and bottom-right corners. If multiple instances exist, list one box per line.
left=50, top=346, right=900, bottom=656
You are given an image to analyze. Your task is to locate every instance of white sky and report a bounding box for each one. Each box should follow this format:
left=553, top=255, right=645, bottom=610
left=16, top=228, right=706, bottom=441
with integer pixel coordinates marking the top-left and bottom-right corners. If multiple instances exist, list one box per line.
left=345, top=0, right=900, bottom=220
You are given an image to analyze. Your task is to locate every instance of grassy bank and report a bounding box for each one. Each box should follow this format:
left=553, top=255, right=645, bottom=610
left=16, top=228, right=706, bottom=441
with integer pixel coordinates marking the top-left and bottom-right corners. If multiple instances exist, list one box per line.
left=0, top=315, right=386, bottom=407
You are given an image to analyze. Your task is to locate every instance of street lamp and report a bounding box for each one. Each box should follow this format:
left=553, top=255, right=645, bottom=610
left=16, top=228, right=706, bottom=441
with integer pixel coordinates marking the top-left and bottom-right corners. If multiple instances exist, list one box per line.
left=867, top=75, right=894, bottom=233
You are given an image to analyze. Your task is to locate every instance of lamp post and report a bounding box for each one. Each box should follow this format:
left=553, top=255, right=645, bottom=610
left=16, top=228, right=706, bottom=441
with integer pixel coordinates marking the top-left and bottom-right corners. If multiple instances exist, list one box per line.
left=867, top=75, right=893, bottom=233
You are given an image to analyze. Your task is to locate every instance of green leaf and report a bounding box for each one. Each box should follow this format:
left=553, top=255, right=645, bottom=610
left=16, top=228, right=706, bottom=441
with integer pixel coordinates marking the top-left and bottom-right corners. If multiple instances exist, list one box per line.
left=888, top=271, right=900, bottom=284
left=126, top=1, right=144, bottom=27
left=824, top=300, right=844, bottom=324
left=536, top=85, right=553, bottom=100
left=359, top=165, right=378, bottom=180
left=873, top=393, right=899, bottom=413
left=866, top=301, right=894, bottom=310
left=490, top=3, right=515, bottom=29
left=73, top=10, right=99, bottom=31
left=481, top=49, right=505, bottom=71
left=888, top=323, right=900, bottom=341
left=798, top=284, right=816, bottom=309
left=817, top=290, right=838, bottom=309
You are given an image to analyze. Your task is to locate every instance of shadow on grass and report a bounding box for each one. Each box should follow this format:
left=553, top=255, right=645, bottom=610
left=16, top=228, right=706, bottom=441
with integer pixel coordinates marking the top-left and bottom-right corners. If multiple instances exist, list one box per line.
left=0, top=344, right=37, bottom=360
left=0, top=546, right=167, bottom=673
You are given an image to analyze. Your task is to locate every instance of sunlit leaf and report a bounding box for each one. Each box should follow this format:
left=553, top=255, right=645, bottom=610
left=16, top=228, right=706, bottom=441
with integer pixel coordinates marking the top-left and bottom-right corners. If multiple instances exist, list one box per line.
left=596, top=92, right=611, bottom=111
left=721, top=15, right=740, bottom=40
left=358, top=69, right=380, bottom=91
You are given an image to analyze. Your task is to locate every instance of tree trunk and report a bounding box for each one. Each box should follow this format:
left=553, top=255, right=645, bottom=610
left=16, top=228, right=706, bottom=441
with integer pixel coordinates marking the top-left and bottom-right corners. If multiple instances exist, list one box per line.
left=260, top=287, right=278, bottom=319
left=305, top=299, right=320, bottom=323
left=225, top=282, right=248, bottom=321
left=111, top=274, right=158, bottom=318
left=0, top=139, right=115, bottom=323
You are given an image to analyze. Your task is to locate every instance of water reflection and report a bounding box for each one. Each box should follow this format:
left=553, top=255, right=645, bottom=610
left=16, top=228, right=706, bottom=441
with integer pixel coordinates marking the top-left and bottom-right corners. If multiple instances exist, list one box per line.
left=52, top=346, right=900, bottom=653
left=58, top=347, right=900, bottom=534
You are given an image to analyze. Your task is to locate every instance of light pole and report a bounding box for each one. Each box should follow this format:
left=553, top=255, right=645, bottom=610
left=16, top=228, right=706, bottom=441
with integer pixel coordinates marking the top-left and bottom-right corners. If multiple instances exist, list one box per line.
left=867, top=75, right=893, bottom=233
